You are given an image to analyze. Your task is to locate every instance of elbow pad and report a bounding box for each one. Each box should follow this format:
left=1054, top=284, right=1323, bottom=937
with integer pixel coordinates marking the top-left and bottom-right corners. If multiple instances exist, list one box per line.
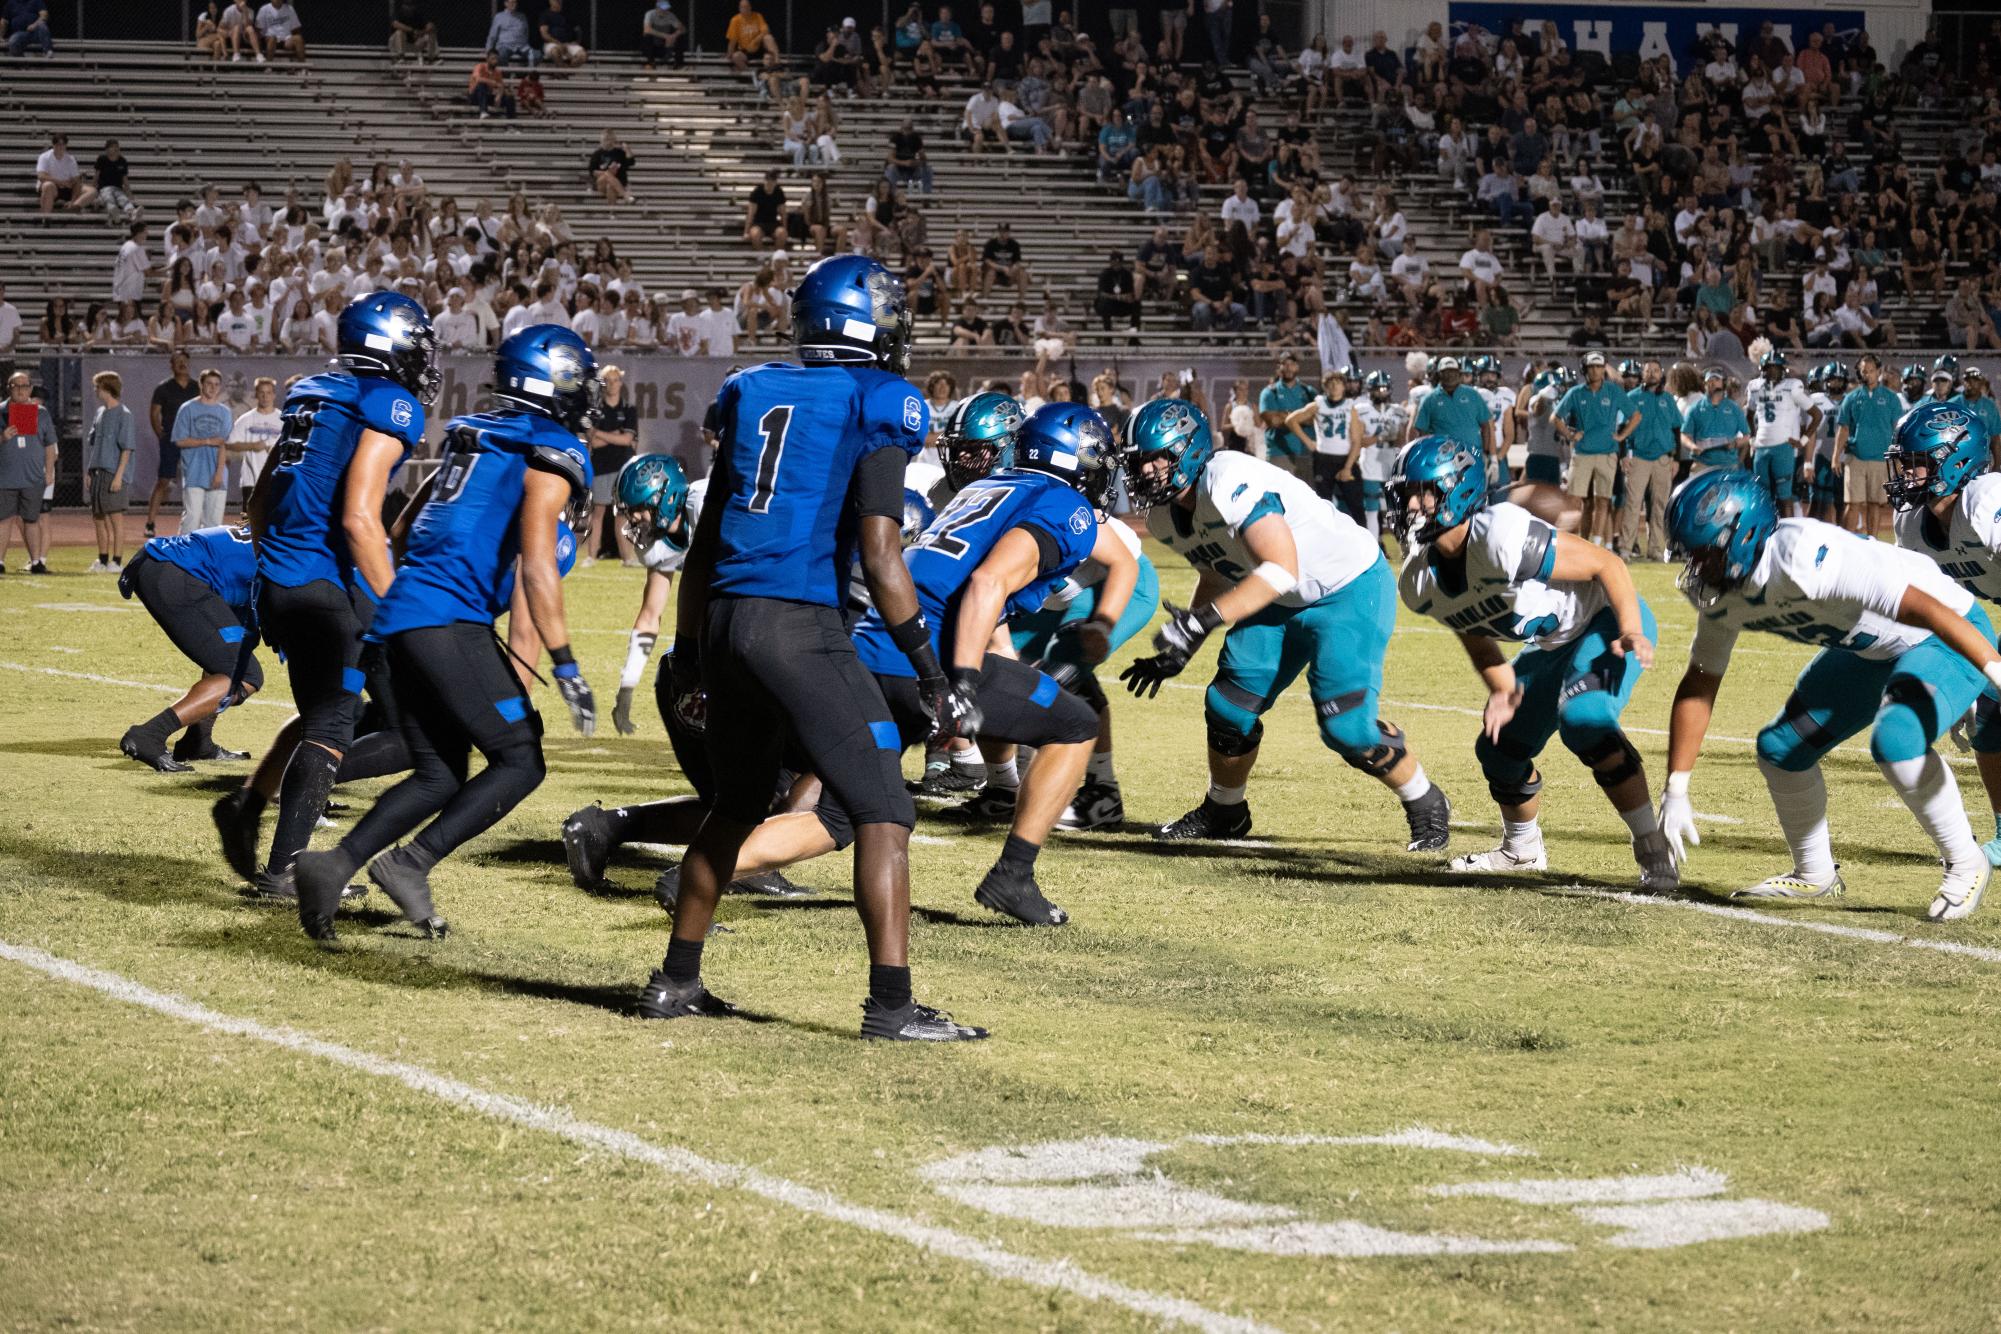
left=1251, top=561, right=1298, bottom=598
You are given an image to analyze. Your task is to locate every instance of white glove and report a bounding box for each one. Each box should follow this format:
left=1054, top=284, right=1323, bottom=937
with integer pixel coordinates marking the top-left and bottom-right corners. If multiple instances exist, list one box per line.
left=1657, top=772, right=1699, bottom=866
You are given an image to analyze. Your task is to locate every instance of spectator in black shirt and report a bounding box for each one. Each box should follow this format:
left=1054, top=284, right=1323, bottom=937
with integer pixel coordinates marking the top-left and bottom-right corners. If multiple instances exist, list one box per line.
left=92, top=139, right=136, bottom=223
left=951, top=297, right=992, bottom=347
left=588, top=129, right=635, bottom=204
left=1135, top=225, right=1181, bottom=301
left=994, top=300, right=1033, bottom=347
left=1094, top=251, right=1140, bottom=330
left=980, top=222, right=1029, bottom=296
left=1135, top=102, right=1176, bottom=154
left=743, top=169, right=785, bottom=248
left=1188, top=244, right=1245, bottom=331
left=885, top=119, right=934, bottom=194
left=588, top=366, right=639, bottom=561
left=539, top=0, right=587, bottom=65
left=390, top=0, right=439, bottom=61
left=987, top=28, right=1022, bottom=82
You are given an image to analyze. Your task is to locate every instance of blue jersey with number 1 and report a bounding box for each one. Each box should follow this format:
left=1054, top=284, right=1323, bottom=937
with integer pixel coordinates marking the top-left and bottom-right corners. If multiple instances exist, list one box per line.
left=854, top=470, right=1097, bottom=678
left=707, top=361, right=929, bottom=607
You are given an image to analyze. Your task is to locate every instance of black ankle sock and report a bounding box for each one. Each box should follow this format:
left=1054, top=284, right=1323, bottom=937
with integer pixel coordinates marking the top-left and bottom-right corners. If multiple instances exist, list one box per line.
left=998, top=833, right=1041, bottom=873
left=663, top=935, right=705, bottom=984
left=97, top=552, right=108, bottom=565
left=267, top=745, right=341, bottom=875
left=133, top=707, right=180, bottom=748
left=869, top=963, right=912, bottom=1010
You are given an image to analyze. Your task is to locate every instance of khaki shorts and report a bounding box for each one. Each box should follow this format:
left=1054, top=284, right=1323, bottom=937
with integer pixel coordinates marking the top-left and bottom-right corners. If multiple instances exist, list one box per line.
left=1567, top=451, right=1617, bottom=500
left=1845, top=458, right=1889, bottom=505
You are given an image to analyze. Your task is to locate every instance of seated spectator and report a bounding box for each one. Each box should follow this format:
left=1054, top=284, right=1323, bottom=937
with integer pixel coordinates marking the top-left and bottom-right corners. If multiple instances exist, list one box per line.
left=1187, top=243, right=1245, bottom=332
left=813, top=19, right=863, bottom=95
left=950, top=297, right=992, bottom=347
left=218, top=0, right=262, bottom=60
left=1094, top=251, right=1140, bottom=330
left=930, top=4, right=971, bottom=69
left=196, top=1, right=225, bottom=57
left=539, top=0, right=587, bottom=65
left=962, top=81, right=1002, bottom=152
left=485, top=0, right=536, bottom=65
left=389, top=0, right=438, bottom=61
left=1836, top=288, right=1896, bottom=348
left=588, top=130, right=635, bottom=204
left=91, top=140, right=137, bottom=224
left=979, top=222, right=1030, bottom=296
left=726, top=0, right=776, bottom=73
left=1327, top=35, right=1367, bottom=103
left=36, top=134, right=93, bottom=214
left=885, top=118, right=934, bottom=194
left=516, top=67, right=547, bottom=114
left=434, top=288, right=480, bottom=349
left=5, top=0, right=52, bottom=56
left=1947, top=277, right=2000, bottom=350
left=744, top=168, right=785, bottom=248
left=1220, top=179, right=1258, bottom=233
left=996, top=87, right=1053, bottom=153
left=255, top=0, right=304, bottom=60
left=1530, top=197, right=1579, bottom=284
left=467, top=51, right=516, bottom=119
left=641, top=0, right=685, bottom=69
left=1031, top=294, right=1073, bottom=365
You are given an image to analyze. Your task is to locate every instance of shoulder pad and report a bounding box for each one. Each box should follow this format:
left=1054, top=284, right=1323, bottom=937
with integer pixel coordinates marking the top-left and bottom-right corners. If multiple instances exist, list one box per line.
left=528, top=441, right=589, bottom=496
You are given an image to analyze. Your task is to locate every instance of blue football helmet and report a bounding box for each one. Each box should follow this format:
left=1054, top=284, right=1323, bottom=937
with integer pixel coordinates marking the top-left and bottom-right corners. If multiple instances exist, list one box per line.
left=901, top=487, right=937, bottom=544
left=1124, top=397, right=1213, bottom=506
left=792, top=255, right=913, bottom=374
left=1015, top=402, right=1119, bottom=508
left=1386, top=434, right=1487, bottom=544
left=614, top=453, right=692, bottom=558
left=495, top=324, right=601, bottom=432
left=939, top=391, right=1024, bottom=490
left=1888, top=400, right=1992, bottom=508
left=337, top=290, right=440, bottom=404
left=1668, top=469, right=1776, bottom=608
left=1759, top=348, right=1788, bottom=373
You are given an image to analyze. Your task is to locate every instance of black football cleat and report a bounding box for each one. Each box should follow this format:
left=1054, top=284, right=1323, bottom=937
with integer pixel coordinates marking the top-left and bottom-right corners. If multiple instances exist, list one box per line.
left=1155, top=797, right=1252, bottom=841
left=634, top=970, right=736, bottom=1019
left=246, top=864, right=366, bottom=904
left=367, top=846, right=448, bottom=938
left=908, top=765, right=984, bottom=796
left=655, top=863, right=810, bottom=911
left=120, top=728, right=192, bottom=773
left=290, top=852, right=350, bottom=941
left=1402, top=784, right=1453, bottom=853
left=212, top=791, right=263, bottom=882
left=861, top=998, right=990, bottom=1041
left=172, top=730, right=250, bottom=763
left=957, top=783, right=1018, bottom=821
left=974, top=864, right=1070, bottom=925
left=561, top=802, right=615, bottom=889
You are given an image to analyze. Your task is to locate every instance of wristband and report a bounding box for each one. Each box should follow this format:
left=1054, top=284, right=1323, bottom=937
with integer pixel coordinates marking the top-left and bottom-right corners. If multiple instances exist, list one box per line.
left=550, top=644, right=579, bottom=679
left=1665, top=771, right=1691, bottom=796
left=948, top=665, right=982, bottom=689
left=906, top=640, right=944, bottom=683
left=887, top=613, right=931, bottom=654
left=1194, top=603, right=1226, bottom=632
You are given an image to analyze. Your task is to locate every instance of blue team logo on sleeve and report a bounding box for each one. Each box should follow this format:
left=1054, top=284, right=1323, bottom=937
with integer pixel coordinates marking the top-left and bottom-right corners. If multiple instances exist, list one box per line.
left=391, top=398, right=414, bottom=431
left=903, top=396, right=923, bottom=433
left=1069, top=509, right=1091, bottom=536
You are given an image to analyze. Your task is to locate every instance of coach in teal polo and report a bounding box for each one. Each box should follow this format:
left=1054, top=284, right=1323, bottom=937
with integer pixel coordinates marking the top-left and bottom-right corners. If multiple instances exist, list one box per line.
left=1258, top=354, right=1315, bottom=484
left=1411, top=355, right=1492, bottom=449
left=1618, top=359, right=1681, bottom=561
left=1832, top=353, right=1905, bottom=535
left=1960, top=365, right=2001, bottom=437
left=1553, top=351, right=1634, bottom=541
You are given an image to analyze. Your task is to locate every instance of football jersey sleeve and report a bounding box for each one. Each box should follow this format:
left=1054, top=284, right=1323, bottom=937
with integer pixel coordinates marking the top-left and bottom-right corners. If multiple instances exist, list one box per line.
left=859, top=371, right=930, bottom=457
left=357, top=378, right=426, bottom=448
left=1964, top=474, right=2001, bottom=552
left=1471, top=503, right=1556, bottom=584
left=1209, top=470, right=1287, bottom=540
left=1778, top=527, right=1909, bottom=621
left=526, top=426, right=591, bottom=497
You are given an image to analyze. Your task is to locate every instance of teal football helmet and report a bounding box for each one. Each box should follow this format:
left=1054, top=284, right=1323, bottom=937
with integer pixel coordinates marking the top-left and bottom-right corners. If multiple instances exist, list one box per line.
left=614, top=453, right=692, bottom=559
left=1124, top=397, right=1214, bottom=506
left=938, top=391, right=1025, bottom=490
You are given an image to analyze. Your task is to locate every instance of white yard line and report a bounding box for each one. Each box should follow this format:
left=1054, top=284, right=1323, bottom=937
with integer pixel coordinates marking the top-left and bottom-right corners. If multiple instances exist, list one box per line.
left=1559, top=887, right=2001, bottom=966
left=0, top=940, right=1279, bottom=1334
left=0, top=661, right=293, bottom=710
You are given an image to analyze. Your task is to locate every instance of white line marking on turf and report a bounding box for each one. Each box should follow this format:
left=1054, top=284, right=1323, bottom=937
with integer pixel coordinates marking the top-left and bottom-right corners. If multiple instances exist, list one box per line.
left=1566, top=887, right=2001, bottom=966
left=1693, top=812, right=1746, bottom=825
left=1431, top=1167, right=1726, bottom=1205
left=1573, top=1199, right=1829, bottom=1249
left=0, top=661, right=291, bottom=710
left=33, top=602, right=134, bottom=613
left=0, top=940, right=1277, bottom=1334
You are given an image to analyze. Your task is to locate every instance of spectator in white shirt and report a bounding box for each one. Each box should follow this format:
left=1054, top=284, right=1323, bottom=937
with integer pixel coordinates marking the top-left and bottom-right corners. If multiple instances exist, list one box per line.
left=1530, top=197, right=1579, bottom=283
left=1801, top=261, right=1837, bottom=316
left=1219, top=179, right=1260, bottom=232
left=570, top=286, right=606, bottom=345
left=112, top=222, right=155, bottom=303
left=227, top=377, right=283, bottom=506
left=1389, top=250, right=1431, bottom=306
left=1326, top=34, right=1367, bottom=103
left=255, top=1, right=304, bottom=59
left=524, top=279, right=570, bottom=327
left=216, top=290, right=259, bottom=350
left=237, top=182, right=272, bottom=241
left=220, top=0, right=264, bottom=60
left=36, top=134, right=92, bottom=214
left=664, top=288, right=704, bottom=354
left=433, top=288, right=480, bottom=349
left=1574, top=202, right=1610, bottom=272
left=0, top=283, right=20, bottom=358
left=962, top=82, right=1002, bottom=151
left=277, top=296, right=317, bottom=352
left=1458, top=229, right=1502, bottom=300
left=696, top=287, right=740, bottom=357
left=243, top=278, right=275, bottom=344
left=310, top=289, right=342, bottom=353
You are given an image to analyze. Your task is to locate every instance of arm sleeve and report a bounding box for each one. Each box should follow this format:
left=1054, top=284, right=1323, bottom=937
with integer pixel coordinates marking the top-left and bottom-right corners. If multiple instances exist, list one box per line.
left=620, top=630, right=658, bottom=690
left=852, top=443, right=907, bottom=520
left=1014, top=523, right=1063, bottom=575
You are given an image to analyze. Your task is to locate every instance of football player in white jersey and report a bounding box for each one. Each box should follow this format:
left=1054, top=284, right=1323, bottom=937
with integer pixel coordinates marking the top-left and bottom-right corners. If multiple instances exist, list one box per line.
left=1284, top=367, right=1361, bottom=513
left=1743, top=350, right=1820, bottom=518
left=1800, top=361, right=1848, bottom=524
left=1660, top=468, right=2001, bottom=921
left=1390, top=436, right=1673, bottom=887
left=1353, top=370, right=1408, bottom=541
left=1888, top=401, right=2001, bottom=866
left=1119, top=397, right=1454, bottom=849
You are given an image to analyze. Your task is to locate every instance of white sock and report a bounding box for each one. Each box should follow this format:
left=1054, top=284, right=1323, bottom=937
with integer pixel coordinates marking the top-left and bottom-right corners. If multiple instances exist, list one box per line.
left=1880, top=751, right=1981, bottom=868
left=1365, top=510, right=1381, bottom=540
left=1618, top=803, right=1660, bottom=839
left=1393, top=766, right=1432, bottom=802
left=988, top=756, right=1020, bottom=790
left=1758, top=757, right=1836, bottom=882
left=1501, top=817, right=1542, bottom=855
left=1087, top=752, right=1116, bottom=784
left=950, top=748, right=985, bottom=777
left=1208, top=781, right=1247, bottom=806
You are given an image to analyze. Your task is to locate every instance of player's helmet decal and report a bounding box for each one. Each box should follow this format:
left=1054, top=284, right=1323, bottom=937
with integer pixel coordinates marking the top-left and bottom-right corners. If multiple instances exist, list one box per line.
left=940, top=392, right=1025, bottom=490
left=1015, top=402, right=1121, bottom=509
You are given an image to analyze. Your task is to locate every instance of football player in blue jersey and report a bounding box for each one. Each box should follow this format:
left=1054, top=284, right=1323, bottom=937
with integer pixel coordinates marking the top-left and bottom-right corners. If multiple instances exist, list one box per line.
left=116, top=525, right=260, bottom=772
left=1121, top=397, right=1454, bottom=851
left=291, top=326, right=601, bottom=940
left=212, top=291, right=437, bottom=902
left=640, top=255, right=987, bottom=1041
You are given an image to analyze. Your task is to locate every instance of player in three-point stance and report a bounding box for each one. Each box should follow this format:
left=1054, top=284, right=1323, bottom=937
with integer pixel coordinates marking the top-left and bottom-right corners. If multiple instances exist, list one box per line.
left=1660, top=467, right=2001, bottom=921
left=215, top=291, right=437, bottom=903
left=1886, top=401, right=2001, bottom=870
left=1390, top=436, right=1675, bottom=889
left=1119, top=397, right=1454, bottom=851
left=639, top=255, right=988, bottom=1041
left=292, top=326, right=601, bottom=939
left=116, top=525, right=260, bottom=772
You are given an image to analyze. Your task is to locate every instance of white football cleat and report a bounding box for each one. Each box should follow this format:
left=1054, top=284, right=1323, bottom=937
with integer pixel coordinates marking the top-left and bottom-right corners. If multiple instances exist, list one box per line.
left=1057, top=779, right=1124, bottom=831
left=1928, top=859, right=1991, bottom=923
left=1449, top=844, right=1547, bottom=873
left=1634, top=829, right=1678, bottom=893
left=1733, top=869, right=1844, bottom=901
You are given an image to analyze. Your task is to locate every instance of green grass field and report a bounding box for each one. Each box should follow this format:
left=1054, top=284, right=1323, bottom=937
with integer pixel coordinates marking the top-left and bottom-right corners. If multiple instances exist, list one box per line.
left=3, top=540, right=1999, bottom=1333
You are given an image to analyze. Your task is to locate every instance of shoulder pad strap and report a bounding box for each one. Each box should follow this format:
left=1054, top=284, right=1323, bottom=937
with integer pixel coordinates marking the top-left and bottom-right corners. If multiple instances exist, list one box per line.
left=528, top=443, right=588, bottom=497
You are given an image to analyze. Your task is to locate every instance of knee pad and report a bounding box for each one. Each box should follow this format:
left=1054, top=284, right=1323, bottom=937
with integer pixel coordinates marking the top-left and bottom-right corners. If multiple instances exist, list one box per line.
left=1574, top=733, right=1643, bottom=789
left=1475, top=728, right=1542, bottom=806
left=1556, top=687, right=1625, bottom=756
left=1204, top=680, right=1263, bottom=743
left=1870, top=676, right=1941, bottom=765
left=1757, top=690, right=1834, bottom=773
left=1206, top=714, right=1264, bottom=757
left=1335, top=719, right=1407, bottom=778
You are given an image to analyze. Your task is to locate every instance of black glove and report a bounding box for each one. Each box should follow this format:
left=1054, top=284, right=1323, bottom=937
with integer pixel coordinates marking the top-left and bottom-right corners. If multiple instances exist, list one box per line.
left=922, top=667, right=984, bottom=742
left=553, top=662, right=597, bottom=736
left=613, top=686, right=638, bottom=736
left=1050, top=614, right=1113, bottom=668
left=1119, top=652, right=1184, bottom=698
left=1153, top=601, right=1224, bottom=671
left=666, top=644, right=706, bottom=734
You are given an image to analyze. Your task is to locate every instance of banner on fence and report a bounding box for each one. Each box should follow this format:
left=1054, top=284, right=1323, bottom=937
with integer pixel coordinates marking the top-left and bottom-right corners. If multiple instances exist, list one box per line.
left=1445, top=4, right=1866, bottom=71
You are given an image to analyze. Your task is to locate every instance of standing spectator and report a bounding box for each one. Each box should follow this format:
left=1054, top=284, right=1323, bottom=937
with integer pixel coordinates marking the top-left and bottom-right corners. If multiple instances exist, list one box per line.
left=1258, top=354, right=1313, bottom=480
left=1201, top=0, right=1230, bottom=63
left=468, top=50, right=516, bottom=119
left=979, top=222, right=1030, bottom=297
left=112, top=222, right=155, bottom=305
left=83, top=371, right=134, bottom=573
left=885, top=119, right=934, bottom=194
left=696, top=287, right=739, bottom=357
left=0, top=371, right=56, bottom=573
left=226, top=376, right=281, bottom=512
left=389, top=0, right=438, bottom=61
left=665, top=288, right=703, bottom=354
left=641, top=0, right=684, bottom=69
left=171, top=370, right=232, bottom=532
left=255, top=0, right=304, bottom=60
left=144, top=353, right=198, bottom=538
left=1094, top=251, right=1140, bottom=331
left=725, top=0, right=774, bottom=72
left=3, top=0, right=52, bottom=56
left=219, top=0, right=264, bottom=60
left=589, top=129, right=635, bottom=204
left=485, top=0, right=536, bottom=65
left=36, top=134, right=92, bottom=214
left=587, top=366, right=638, bottom=563
left=540, top=0, right=587, bottom=66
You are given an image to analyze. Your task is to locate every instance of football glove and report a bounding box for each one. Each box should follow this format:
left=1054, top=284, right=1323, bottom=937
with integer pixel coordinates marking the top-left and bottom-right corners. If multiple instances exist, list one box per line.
left=613, top=686, right=638, bottom=736
left=1119, top=652, right=1183, bottom=698
left=923, top=669, right=984, bottom=743
left=1153, top=601, right=1224, bottom=671
left=1657, top=775, right=1699, bottom=866
left=1050, top=615, right=1113, bottom=668
left=553, top=663, right=597, bottom=737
